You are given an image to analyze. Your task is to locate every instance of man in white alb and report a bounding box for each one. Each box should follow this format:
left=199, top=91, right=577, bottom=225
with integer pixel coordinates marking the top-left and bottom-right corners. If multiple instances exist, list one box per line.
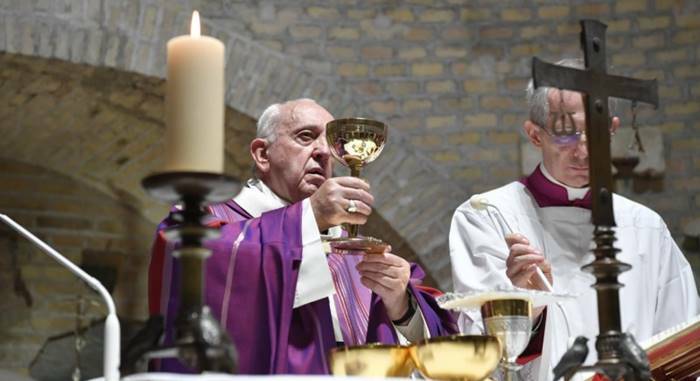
left=449, top=59, right=699, bottom=380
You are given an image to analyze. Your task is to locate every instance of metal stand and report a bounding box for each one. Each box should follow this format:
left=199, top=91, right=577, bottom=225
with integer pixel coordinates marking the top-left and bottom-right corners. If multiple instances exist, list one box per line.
left=121, top=172, right=238, bottom=374
left=533, top=19, right=657, bottom=381
left=567, top=222, right=650, bottom=380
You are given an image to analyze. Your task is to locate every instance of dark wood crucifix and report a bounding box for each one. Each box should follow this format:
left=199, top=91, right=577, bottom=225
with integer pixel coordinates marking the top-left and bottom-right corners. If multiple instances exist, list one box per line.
left=532, top=20, right=659, bottom=381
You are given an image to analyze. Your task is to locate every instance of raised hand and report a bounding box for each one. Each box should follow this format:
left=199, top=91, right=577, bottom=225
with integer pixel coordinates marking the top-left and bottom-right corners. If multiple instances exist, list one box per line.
left=309, top=176, right=374, bottom=231
left=504, top=233, right=553, bottom=291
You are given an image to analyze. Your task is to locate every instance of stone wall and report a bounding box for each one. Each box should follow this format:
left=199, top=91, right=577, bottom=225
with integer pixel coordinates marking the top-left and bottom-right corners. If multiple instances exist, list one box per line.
left=0, top=52, right=257, bottom=221
left=0, top=160, right=154, bottom=375
left=188, top=0, right=699, bottom=236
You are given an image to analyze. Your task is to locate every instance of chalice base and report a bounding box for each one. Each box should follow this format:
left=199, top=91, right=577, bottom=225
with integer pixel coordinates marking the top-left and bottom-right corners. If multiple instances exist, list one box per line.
left=327, top=236, right=389, bottom=254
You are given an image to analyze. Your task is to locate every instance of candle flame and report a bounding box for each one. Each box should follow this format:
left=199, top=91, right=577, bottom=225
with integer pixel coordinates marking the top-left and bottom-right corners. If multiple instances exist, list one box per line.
left=190, top=10, right=201, bottom=38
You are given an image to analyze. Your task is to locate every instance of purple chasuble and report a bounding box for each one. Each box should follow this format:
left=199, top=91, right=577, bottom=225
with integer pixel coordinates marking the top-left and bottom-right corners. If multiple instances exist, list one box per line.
left=148, top=199, right=458, bottom=375
left=520, top=166, right=592, bottom=209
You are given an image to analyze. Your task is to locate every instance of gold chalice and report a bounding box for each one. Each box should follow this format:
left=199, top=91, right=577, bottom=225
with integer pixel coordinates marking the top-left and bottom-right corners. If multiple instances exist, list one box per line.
left=481, top=298, right=533, bottom=381
left=410, top=335, right=502, bottom=381
left=325, top=118, right=388, bottom=254
left=329, top=344, right=412, bottom=377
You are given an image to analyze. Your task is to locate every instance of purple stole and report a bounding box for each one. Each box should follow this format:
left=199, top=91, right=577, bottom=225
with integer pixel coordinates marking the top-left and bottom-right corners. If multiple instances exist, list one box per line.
left=520, top=165, right=592, bottom=209
left=327, top=253, right=372, bottom=345
left=149, top=199, right=458, bottom=375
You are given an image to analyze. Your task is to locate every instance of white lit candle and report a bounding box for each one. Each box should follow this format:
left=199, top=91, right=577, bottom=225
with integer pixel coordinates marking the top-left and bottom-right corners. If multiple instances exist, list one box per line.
left=164, top=11, right=225, bottom=173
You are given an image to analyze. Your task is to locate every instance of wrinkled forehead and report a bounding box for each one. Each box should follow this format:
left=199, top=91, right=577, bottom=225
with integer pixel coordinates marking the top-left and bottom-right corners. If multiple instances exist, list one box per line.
left=280, top=101, right=334, bottom=132
left=547, top=88, right=585, bottom=112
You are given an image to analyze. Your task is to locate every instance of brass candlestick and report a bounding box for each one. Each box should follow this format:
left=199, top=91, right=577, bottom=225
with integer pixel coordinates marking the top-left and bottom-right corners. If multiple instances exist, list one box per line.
left=121, top=172, right=238, bottom=374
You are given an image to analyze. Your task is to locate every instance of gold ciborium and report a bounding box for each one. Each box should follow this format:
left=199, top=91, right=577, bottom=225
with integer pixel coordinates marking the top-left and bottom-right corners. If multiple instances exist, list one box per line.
left=329, top=344, right=412, bottom=377
left=481, top=298, right=533, bottom=381
left=325, top=118, right=388, bottom=254
left=410, top=335, right=502, bottom=381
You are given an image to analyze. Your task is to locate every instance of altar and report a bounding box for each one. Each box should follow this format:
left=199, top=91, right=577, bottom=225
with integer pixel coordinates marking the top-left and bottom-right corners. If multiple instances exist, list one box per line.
left=87, top=374, right=409, bottom=381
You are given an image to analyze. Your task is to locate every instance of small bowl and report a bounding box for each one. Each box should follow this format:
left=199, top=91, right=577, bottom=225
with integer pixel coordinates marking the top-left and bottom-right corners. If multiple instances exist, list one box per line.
left=329, top=343, right=412, bottom=377
left=410, top=335, right=502, bottom=381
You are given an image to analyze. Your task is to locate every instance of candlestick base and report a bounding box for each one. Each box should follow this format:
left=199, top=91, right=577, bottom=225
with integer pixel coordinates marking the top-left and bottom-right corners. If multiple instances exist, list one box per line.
left=122, top=171, right=239, bottom=375
left=558, top=332, right=649, bottom=381
left=173, top=305, right=237, bottom=373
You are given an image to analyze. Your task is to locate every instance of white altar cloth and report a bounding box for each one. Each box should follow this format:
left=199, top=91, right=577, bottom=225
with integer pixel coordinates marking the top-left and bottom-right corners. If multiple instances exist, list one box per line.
left=87, top=373, right=409, bottom=381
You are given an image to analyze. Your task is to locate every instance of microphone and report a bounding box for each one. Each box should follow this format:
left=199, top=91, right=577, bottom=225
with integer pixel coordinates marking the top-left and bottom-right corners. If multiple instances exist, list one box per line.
left=0, top=214, right=120, bottom=381
left=469, top=196, right=554, bottom=292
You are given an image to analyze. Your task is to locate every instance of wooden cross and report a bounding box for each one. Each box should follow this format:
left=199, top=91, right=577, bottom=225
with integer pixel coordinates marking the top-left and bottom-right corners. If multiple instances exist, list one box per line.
left=532, top=19, right=658, bottom=227
left=533, top=20, right=660, bottom=380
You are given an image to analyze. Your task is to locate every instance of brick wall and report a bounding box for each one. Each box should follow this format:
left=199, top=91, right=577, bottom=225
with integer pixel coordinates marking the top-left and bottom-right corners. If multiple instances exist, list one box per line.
left=200, top=0, right=699, bottom=232
left=0, top=160, right=154, bottom=375
left=217, top=0, right=699, bottom=283
left=0, top=52, right=257, bottom=224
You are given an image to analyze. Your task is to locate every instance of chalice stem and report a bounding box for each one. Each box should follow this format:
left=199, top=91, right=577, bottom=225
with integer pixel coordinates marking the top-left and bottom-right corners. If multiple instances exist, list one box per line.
left=348, top=224, right=360, bottom=238
left=347, top=164, right=362, bottom=238
left=502, top=362, right=523, bottom=381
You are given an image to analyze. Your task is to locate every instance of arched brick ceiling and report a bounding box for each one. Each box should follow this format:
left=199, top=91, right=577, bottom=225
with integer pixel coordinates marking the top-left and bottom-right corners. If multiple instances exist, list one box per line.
left=0, top=53, right=256, bottom=224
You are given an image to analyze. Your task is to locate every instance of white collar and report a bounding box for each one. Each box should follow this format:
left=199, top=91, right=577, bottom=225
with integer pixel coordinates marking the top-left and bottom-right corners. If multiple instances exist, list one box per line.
left=233, top=178, right=343, bottom=238
left=539, top=164, right=589, bottom=201
left=233, top=178, right=289, bottom=217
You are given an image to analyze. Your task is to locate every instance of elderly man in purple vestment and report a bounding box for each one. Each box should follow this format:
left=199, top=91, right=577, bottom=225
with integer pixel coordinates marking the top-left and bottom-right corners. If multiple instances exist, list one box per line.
left=149, top=98, right=458, bottom=374
left=449, top=58, right=699, bottom=381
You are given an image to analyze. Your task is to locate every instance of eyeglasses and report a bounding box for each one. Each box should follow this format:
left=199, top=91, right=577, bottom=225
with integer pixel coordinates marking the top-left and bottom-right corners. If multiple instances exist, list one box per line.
left=539, top=111, right=612, bottom=146
left=540, top=126, right=587, bottom=146
left=536, top=111, right=585, bottom=146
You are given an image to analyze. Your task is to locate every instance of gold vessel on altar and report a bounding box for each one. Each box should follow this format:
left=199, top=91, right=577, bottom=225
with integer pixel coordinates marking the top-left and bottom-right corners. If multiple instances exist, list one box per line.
left=329, top=343, right=412, bottom=377
left=410, top=335, right=502, bottom=381
left=481, top=298, right=533, bottom=380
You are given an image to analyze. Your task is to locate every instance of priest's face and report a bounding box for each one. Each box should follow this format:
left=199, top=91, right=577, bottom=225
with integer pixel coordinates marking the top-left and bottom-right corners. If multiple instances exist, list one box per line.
left=527, top=89, right=590, bottom=188
left=262, top=100, right=334, bottom=202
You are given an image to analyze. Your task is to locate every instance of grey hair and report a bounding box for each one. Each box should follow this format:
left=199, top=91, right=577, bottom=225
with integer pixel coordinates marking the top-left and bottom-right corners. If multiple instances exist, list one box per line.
left=526, top=58, right=584, bottom=127
left=256, top=103, right=282, bottom=143
left=253, top=98, right=320, bottom=177
left=256, top=98, right=319, bottom=143
left=525, top=58, right=620, bottom=127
